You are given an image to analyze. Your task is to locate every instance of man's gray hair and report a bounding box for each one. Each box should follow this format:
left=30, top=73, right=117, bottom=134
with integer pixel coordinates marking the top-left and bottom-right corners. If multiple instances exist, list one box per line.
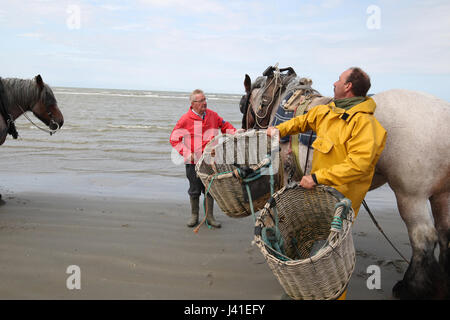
left=190, top=89, right=204, bottom=103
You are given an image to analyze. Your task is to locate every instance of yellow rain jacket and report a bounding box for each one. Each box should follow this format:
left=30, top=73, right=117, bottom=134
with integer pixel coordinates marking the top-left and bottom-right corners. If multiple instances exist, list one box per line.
left=276, top=97, right=387, bottom=216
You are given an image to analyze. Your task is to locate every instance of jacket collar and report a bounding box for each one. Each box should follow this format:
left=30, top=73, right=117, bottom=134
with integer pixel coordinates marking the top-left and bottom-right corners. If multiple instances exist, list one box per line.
left=189, top=106, right=206, bottom=120
left=328, top=97, right=376, bottom=121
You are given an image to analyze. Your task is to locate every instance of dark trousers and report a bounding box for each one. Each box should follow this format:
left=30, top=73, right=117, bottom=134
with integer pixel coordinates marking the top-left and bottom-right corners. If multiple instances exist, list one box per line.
left=185, top=164, right=205, bottom=197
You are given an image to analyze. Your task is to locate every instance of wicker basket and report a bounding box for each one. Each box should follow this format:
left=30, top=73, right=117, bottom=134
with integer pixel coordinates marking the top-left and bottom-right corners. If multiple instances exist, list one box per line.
left=195, top=130, right=283, bottom=218
left=254, top=184, right=355, bottom=300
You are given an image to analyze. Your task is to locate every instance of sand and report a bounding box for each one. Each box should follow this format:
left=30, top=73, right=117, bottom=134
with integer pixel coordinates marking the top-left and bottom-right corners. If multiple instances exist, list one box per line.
left=0, top=184, right=410, bottom=300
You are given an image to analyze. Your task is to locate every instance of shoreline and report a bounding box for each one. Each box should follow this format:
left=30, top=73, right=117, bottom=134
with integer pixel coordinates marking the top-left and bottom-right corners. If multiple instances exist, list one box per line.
left=0, top=178, right=409, bottom=299
left=0, top=173, right=188, bottom=201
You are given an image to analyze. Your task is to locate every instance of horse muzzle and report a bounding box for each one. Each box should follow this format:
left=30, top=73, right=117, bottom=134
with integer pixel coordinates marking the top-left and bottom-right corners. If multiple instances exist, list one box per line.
left=47, top=110, right=64, bottom=131
left=49, top=119, right=61, bottom=131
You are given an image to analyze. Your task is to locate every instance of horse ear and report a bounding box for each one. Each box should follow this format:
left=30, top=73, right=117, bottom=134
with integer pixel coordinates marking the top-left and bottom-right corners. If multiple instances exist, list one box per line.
left=35, top=74, right=44, bottom=90
left=244, top=74, right=251, bottom=94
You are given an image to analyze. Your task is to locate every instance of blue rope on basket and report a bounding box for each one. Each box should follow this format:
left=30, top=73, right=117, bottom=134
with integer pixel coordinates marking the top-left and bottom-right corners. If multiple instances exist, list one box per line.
left=243, top=154, right=290, bottom=261
left=251, top=177, right=353, bottom=262
left=331, top=198, right=352, bottom=233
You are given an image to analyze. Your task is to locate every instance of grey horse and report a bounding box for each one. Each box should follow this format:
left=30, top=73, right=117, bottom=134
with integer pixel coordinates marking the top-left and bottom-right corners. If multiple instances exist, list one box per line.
left=240, top=72, right=450, bottom=299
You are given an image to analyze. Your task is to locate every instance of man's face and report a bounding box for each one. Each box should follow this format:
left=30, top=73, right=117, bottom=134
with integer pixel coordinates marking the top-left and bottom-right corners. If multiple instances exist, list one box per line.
left=191, top=93, right=207, bottom=115
left=333, top=69, right=353, bottom=99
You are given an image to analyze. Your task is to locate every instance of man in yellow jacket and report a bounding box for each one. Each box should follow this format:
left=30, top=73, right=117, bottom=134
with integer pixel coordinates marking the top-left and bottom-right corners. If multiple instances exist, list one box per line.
left=267, top=67, right=387, bottom=299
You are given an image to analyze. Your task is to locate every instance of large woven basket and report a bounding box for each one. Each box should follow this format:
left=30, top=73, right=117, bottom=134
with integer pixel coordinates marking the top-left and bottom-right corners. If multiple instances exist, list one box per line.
left=254, top=184, right=355, bottom=300
left=195, top=130, right=283, bottom=218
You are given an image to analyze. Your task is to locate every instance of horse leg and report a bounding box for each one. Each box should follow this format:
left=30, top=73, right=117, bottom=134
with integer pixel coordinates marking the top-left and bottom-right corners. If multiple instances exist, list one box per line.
left=429, top=191, right=450, bottom=296
left=0, top=123, right=7, bottom=203
left=392, top=193, right=448, bottom=299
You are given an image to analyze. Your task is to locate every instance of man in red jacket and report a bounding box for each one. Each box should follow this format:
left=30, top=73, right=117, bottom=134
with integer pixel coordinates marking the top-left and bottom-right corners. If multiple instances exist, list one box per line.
left=170, top=89, right=236, bottom=228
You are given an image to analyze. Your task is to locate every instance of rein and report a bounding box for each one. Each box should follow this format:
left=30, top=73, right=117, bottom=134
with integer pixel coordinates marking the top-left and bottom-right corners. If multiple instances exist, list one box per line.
left=254, top=72, right=282, bottom=129
left=16, top=104, right=60, bottom=136
left=362, top=199, right=409, bottom=264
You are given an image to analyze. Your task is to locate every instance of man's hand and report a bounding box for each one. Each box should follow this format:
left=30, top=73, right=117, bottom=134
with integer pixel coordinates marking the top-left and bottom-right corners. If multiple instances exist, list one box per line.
left=299, top=175, right=316, bottom=189
left=266, top=126, right=280, bottom=140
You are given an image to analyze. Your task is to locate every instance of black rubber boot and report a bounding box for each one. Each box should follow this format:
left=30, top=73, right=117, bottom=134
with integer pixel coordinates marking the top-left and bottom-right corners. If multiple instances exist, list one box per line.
left=205, top=194, right=221, bottom=228
left=187, top=196, right=199, bottom=227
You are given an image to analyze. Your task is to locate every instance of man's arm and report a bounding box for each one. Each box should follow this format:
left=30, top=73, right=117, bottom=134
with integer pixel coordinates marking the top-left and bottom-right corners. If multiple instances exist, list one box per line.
left=299, top=174, right=317, bottom=189
left=220, top=119, right=236, bottom=134
left=169, top=119, right=190, bottom=158
left=267, top=105, right=323, bottom=139
left=267, top=106, right=325, bottom=189
left=215, top=112, right=236, bottom=134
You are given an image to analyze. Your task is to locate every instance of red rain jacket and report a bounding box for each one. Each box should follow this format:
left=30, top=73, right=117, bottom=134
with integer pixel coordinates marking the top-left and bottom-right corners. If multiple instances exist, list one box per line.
left=170, top=107, right=236, bottom=164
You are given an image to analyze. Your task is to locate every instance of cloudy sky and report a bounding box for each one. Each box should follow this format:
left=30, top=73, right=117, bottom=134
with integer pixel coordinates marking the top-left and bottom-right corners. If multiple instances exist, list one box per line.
left=1, top=0, right=449, bottom=99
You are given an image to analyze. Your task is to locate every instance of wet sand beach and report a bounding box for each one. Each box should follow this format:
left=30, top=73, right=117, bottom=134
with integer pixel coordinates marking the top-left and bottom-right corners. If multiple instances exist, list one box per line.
left=0, top=179, right=410, bottom=300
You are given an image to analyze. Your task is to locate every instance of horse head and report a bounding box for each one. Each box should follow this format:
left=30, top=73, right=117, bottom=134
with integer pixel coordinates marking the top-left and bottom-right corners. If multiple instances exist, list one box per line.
left=239, top=74, right=267, bottom=130
left=31, top=75, right=64, bottom=131
left=239, top=74, right=253, bottom=129
left=239, top=66, right=297, bottom=130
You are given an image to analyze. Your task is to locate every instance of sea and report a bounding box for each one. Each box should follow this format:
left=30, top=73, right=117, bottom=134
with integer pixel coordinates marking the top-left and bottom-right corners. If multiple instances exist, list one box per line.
left=0, top=87, right=244, bottom=200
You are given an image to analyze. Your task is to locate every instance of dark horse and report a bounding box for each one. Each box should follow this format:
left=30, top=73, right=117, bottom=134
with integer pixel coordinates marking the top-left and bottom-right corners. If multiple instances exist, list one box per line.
left=0, top=75, right=64, bottom=198
left=239, top=65, right=450, bottom=300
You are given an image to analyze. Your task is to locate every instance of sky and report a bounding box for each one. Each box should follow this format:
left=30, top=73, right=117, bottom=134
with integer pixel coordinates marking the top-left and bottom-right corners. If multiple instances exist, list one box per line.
left=1, top=0, right=449, bottom=100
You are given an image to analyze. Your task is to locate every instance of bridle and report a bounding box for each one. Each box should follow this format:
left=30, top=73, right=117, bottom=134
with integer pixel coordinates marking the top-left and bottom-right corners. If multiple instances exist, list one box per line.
left=17, top=103, right=60, bottom=136
left=243, top=65, right=297, bottom=130
left=16, top=85, right=60, bottom=136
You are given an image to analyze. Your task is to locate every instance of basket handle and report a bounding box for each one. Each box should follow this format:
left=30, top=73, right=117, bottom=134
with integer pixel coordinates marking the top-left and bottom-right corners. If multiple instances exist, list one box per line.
left=330, top=198, right=352, bottom=233
left=285, top=181, right=298, bottom=190
left=323, top=186, right=346, bottom=201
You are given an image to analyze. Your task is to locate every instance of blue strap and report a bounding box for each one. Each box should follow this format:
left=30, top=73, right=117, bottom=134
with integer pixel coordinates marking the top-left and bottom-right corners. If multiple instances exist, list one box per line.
left=243, top=155, right=289, bottom=260
left=261, top=226, right=288, bottom=261
left=331, top=198, right=352, bottom=232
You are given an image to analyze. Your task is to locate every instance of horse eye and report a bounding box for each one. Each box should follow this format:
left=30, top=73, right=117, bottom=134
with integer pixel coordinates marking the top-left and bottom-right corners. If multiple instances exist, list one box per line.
left=44, top=91, right=56, bottom=106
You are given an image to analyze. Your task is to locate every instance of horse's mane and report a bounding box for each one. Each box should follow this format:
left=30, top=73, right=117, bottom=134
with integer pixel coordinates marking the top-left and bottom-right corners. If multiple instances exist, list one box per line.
left=2, top=78, right=54, bottom=109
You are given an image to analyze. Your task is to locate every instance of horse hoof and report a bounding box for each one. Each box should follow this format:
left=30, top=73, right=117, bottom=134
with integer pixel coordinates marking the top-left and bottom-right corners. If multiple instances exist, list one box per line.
left=393, top=276, right=449, bottom=300
left=392, top=280, right=410, bottom=299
